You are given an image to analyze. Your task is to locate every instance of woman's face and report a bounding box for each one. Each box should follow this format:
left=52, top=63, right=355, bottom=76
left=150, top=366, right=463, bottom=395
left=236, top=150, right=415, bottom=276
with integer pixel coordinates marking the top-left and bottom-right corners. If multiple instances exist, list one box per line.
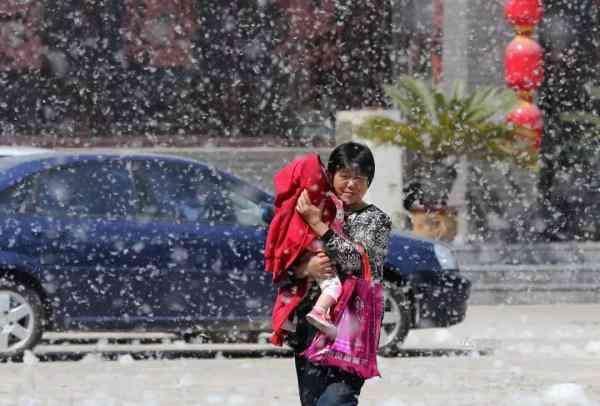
left=331, top=168, right=369, bottom=208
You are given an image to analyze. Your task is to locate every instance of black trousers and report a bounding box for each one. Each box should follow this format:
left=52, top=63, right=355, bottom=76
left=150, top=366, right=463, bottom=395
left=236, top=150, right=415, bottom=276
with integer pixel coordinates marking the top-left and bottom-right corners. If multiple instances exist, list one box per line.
left=290, top=288, right=365, bottom=405
left=295, top=354, right=364, bottom=406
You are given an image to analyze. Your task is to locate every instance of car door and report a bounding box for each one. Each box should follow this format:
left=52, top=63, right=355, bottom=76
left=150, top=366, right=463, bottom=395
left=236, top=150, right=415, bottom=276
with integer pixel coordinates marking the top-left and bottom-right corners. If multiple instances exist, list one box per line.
left=126, top=158, right=212, bottom=326
left=14, top=159, right=155, bottom=327
left=128, top=158, right=273, bottom=326
left=205, top=172, right=275, bottom=322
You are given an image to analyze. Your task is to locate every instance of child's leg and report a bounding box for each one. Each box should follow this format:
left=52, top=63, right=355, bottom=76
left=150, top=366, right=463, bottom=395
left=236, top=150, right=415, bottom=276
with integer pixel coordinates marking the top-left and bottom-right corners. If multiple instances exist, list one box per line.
left=314, top=275, right=342, bottom=312
left=306, top=276, right=342, bottom=339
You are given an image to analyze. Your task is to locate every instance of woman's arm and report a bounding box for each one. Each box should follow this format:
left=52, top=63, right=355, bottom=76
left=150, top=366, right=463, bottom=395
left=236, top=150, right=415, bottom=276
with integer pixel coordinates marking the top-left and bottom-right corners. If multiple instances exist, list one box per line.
left=322, top=211, right=392, bottom=279
left=276, top=251, right=336, bottom=288
left=294, top=189, right=392, bottom=279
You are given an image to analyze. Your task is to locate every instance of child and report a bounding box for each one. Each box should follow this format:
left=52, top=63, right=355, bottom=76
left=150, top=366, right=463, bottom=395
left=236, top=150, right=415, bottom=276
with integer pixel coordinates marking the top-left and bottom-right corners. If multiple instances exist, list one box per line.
left=303, top=192, right=344, bottom=339
left=265, top=154, right=344, bottom=345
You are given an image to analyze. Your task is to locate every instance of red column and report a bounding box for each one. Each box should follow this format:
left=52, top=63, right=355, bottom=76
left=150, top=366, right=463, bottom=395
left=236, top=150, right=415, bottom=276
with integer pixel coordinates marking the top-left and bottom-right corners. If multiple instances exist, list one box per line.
left=432, top=0, right=444, bottom=84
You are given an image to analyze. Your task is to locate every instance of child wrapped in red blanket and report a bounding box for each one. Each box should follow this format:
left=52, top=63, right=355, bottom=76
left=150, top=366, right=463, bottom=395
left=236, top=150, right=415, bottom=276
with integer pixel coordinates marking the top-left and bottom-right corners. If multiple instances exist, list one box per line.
left=264, top=153, right=345, bottom=344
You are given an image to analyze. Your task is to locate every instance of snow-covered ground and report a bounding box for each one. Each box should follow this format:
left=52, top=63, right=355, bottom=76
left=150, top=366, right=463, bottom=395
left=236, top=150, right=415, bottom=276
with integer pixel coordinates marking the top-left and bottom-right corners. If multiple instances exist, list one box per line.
left=1, top=304, right=599, bottom=406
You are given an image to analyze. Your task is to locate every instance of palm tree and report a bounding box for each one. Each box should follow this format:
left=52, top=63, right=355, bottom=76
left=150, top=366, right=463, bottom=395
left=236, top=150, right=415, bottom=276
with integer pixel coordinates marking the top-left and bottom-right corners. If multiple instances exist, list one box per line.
left=357, top=75, right=534, bottom=208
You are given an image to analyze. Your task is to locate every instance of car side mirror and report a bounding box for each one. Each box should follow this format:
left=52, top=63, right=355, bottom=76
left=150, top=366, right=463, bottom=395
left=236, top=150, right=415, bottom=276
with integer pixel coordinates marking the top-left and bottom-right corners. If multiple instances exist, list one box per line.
left=260, top=204, right=274, bottom=224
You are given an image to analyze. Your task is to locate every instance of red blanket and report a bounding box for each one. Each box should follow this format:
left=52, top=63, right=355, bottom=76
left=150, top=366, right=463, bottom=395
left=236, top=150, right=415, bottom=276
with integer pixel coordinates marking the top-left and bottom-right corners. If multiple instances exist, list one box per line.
left=264, top=153, right=338, bottom=345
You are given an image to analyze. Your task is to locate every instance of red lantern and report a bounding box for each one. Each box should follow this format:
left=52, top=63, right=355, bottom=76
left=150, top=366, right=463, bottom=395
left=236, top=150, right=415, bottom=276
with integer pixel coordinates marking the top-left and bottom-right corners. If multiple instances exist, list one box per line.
left=507, top=101, right=543, bottom=149
left=505, top=0, right=543, bottom=33
left=505, top=35, right=544, bottom=92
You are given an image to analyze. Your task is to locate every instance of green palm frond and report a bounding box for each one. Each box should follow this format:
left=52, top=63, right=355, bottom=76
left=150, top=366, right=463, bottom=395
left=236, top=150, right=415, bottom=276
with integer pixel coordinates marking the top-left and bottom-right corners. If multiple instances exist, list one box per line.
left=450, top=80, right=466, bottom=102
left=356, top=116, right=426, bottom=153
left=358, top=75, right=535, bottom=167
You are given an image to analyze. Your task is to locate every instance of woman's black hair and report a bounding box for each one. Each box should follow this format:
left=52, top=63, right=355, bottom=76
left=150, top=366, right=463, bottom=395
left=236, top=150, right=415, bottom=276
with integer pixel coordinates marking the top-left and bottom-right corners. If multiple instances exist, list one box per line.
left=327, top=141, right=375, bottom=186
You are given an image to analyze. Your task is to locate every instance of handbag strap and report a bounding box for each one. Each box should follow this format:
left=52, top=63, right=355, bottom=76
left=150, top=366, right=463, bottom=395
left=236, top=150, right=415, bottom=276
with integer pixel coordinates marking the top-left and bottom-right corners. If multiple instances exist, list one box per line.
left=355, top=244, right=372, bottom=282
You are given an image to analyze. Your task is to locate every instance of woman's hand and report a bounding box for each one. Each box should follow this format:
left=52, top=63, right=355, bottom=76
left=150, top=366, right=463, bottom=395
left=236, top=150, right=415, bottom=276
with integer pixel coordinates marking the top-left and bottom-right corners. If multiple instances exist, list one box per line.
left=295, top=190, right=322, bottom=225
left=294, top=251, right=336, bottom=280
left=296, top=190, right=329, bottom=236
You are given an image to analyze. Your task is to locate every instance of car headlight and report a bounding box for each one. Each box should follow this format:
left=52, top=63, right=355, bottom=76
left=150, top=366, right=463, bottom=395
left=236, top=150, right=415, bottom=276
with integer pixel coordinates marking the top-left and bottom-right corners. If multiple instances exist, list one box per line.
left=434, top=243, right=458, bottom=270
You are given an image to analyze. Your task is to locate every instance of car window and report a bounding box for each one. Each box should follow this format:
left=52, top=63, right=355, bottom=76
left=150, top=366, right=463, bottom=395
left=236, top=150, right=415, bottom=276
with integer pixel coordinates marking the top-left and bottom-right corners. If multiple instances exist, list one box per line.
left=0, top=177, right=35, bottom=215
left=31, top=161, right=136, bottom=219
left=131, top=159, right=237, bottom=224
left=217, top=178, right=266, bottom=227
left=131, top=159, right=267, bottom=226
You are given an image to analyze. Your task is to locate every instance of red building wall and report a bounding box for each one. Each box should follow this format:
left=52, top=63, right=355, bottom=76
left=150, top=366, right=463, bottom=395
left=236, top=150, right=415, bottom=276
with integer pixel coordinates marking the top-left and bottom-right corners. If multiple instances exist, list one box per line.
left=124, top=0, right=197, bottom=68
left=0, top=0, right=43, bottom=71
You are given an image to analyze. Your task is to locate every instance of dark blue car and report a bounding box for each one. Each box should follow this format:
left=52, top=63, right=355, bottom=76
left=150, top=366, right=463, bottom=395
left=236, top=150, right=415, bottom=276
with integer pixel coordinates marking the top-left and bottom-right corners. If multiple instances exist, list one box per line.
left=0, top=153, right=470, bottom=356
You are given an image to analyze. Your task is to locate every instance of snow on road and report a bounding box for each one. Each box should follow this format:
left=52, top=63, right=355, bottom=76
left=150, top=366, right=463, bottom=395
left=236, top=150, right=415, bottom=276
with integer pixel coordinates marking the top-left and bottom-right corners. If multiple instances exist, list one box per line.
left=0, top=304, right=598, bottom=406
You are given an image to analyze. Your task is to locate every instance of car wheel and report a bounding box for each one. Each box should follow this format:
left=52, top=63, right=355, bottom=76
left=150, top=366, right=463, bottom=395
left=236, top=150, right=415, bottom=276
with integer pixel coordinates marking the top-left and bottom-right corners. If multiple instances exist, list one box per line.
left=378, top=285, right=411, bottom=357
left=0, top=282, right=44, bottom=356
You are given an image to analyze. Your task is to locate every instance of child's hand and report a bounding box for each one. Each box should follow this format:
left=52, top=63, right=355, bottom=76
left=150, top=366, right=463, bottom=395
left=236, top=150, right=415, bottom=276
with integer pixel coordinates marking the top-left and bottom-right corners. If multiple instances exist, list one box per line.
left=296, top=189, right=324, bottom=226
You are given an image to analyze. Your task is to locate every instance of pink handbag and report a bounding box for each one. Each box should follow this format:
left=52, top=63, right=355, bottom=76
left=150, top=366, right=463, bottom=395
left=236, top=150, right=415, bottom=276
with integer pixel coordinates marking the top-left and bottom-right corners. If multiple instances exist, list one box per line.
left=302, top=248, right=384, bottom=379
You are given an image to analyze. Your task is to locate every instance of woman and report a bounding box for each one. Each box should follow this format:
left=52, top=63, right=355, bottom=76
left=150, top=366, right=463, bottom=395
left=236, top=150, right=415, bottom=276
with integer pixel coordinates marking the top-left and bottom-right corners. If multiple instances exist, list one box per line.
left=288, top=141, right=392, bottom=406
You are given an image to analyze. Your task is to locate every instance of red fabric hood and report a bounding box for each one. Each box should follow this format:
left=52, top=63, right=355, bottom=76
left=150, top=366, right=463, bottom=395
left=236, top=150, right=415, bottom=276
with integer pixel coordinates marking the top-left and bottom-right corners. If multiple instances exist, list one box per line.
left=264, top=153, right=338, bottom=345
left=264, top=153, right=336, bottom=283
